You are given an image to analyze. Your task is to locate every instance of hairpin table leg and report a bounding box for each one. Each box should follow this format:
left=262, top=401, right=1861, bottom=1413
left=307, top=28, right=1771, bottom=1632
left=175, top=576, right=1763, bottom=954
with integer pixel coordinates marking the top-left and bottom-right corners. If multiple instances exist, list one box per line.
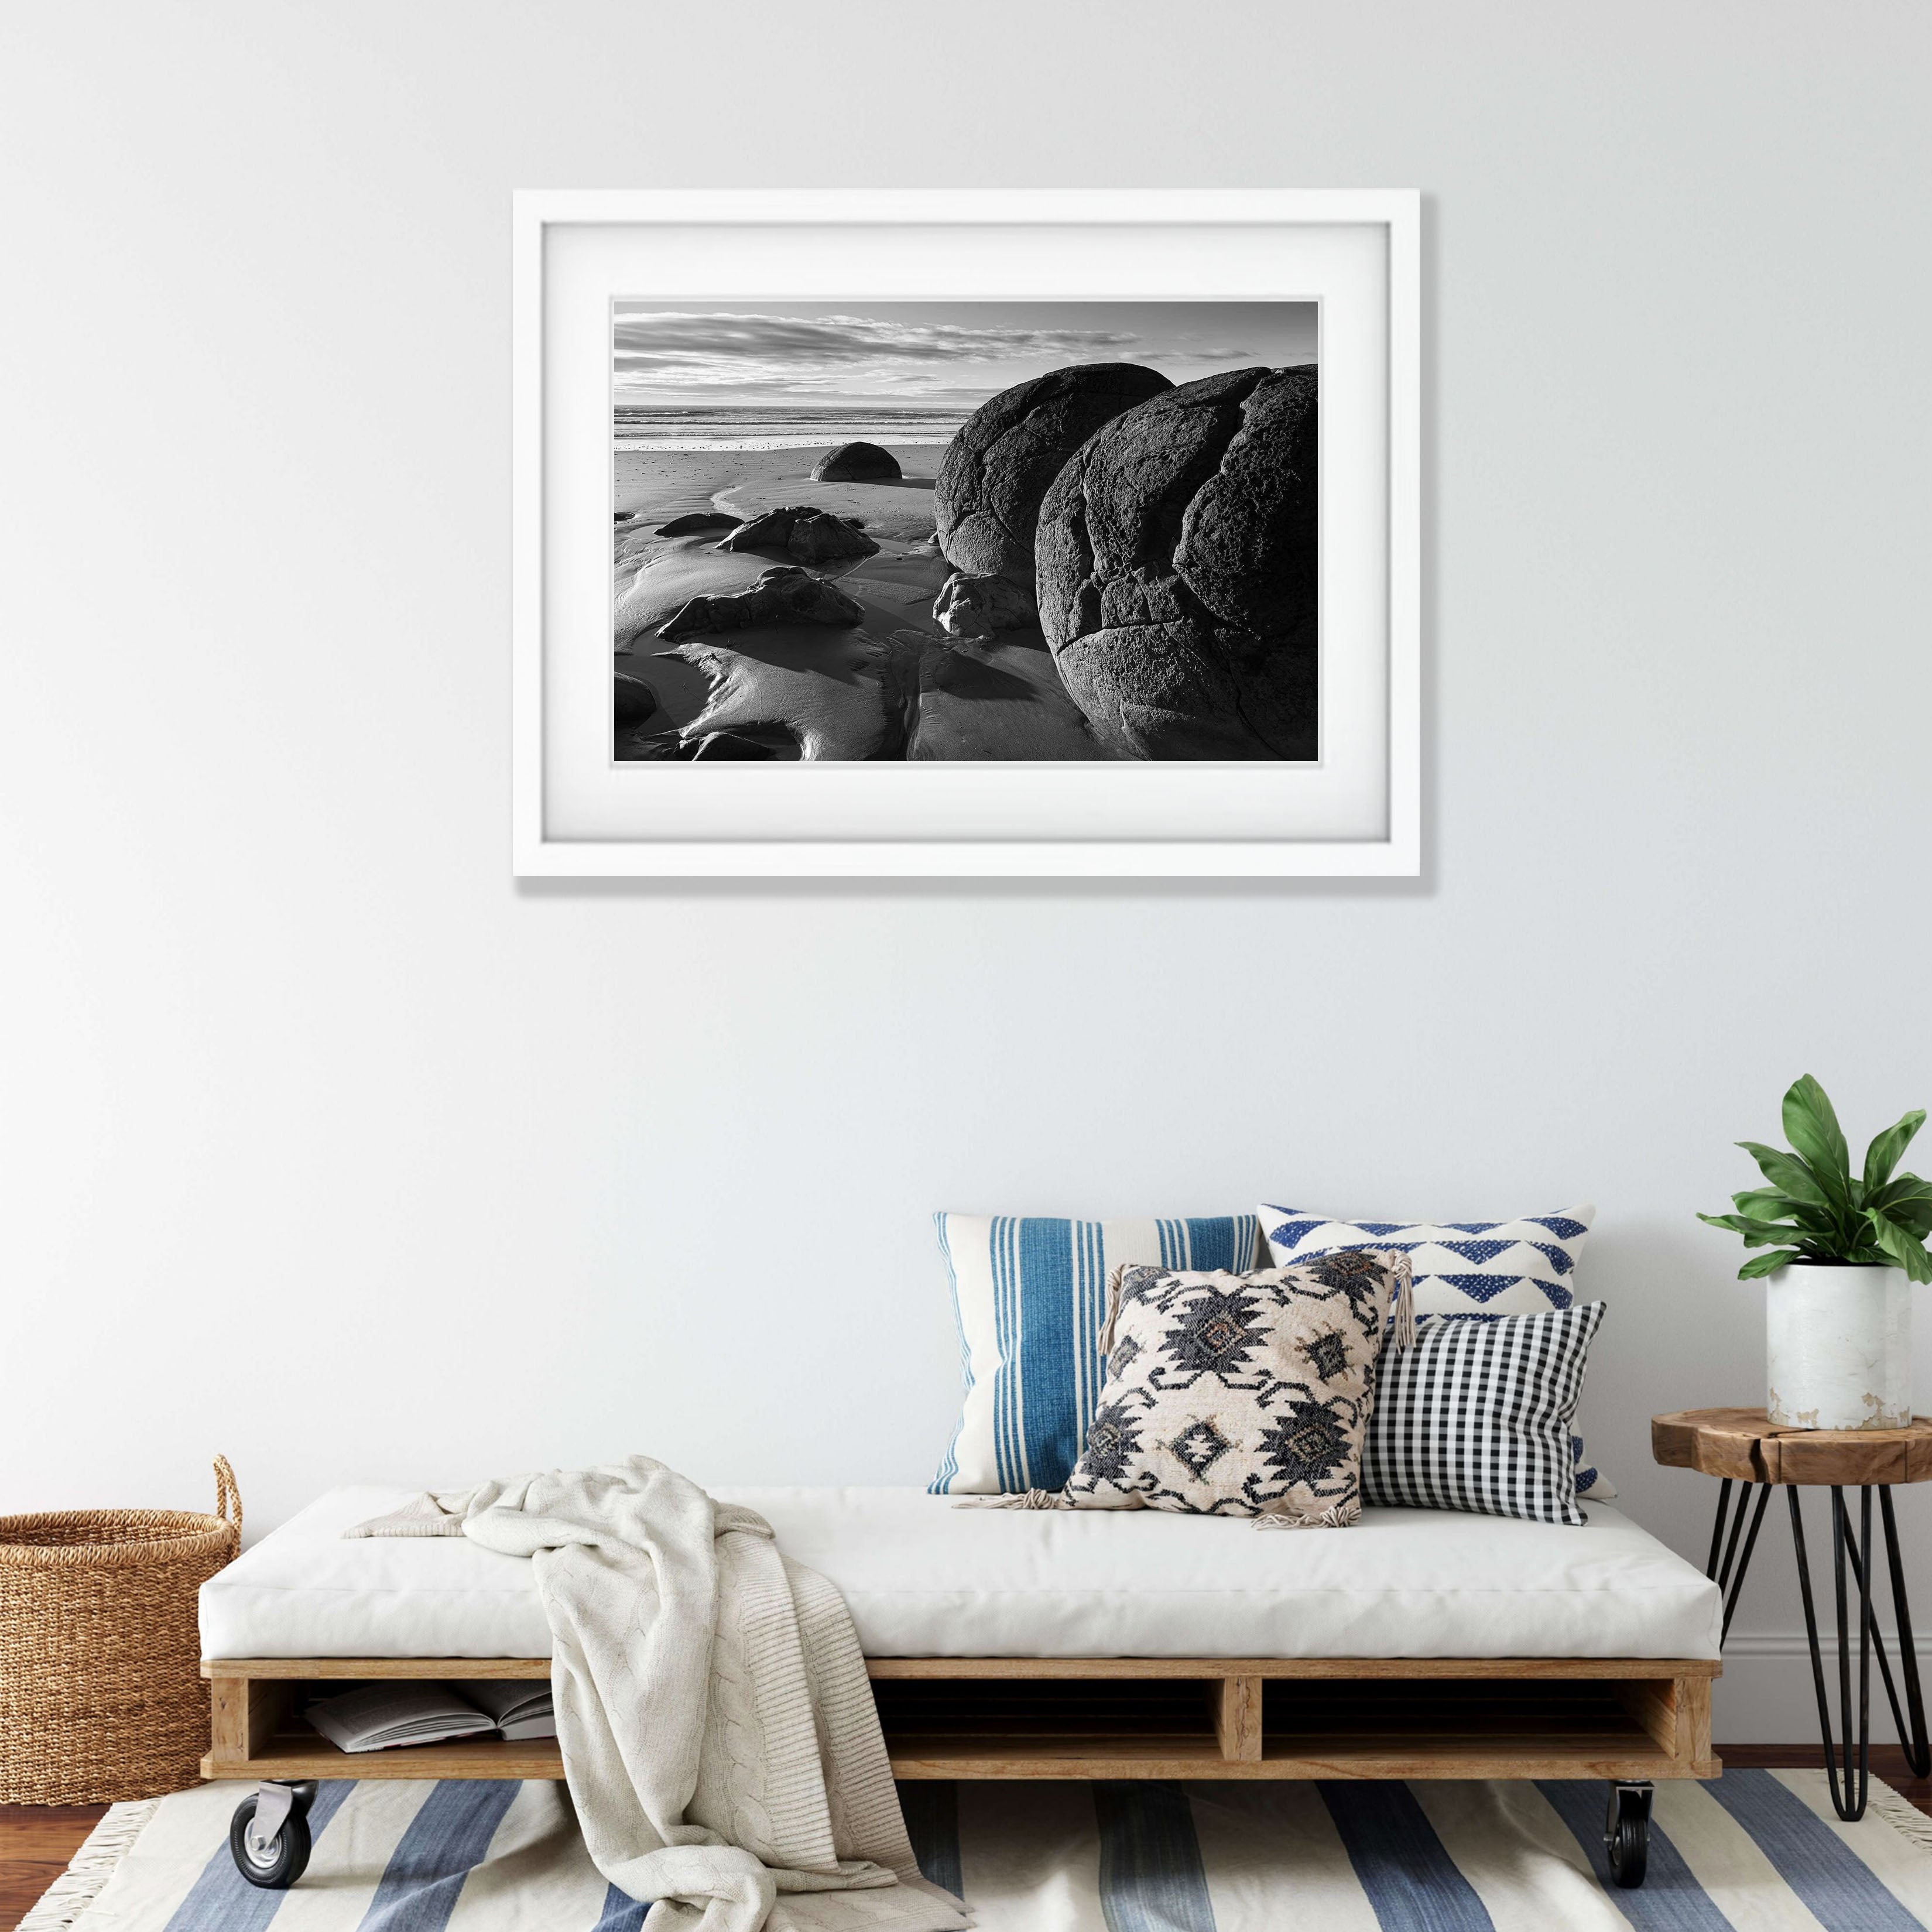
left=1705, top=1478, right=1771, bottom=1642
left=1851, top=1486, right=1932, bottom=1777
left=1790, top=1485, right=1875, bottom=1820
left=1705, top=1477, right=1734, bottom=1580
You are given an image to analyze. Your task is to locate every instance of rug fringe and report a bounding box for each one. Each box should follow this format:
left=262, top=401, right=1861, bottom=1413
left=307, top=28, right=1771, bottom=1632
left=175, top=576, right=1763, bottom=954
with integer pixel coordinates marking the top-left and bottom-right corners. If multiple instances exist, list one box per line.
left=16, top=1798, right=162, bottom=1932
left=1864, top=1779, right=1932, bottom=1854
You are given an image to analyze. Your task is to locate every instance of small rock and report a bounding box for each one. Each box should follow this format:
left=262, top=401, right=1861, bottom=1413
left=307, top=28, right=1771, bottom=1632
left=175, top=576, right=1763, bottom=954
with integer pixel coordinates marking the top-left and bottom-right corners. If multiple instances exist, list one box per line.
left=657, top=565, right=866, bottom=642
left=936, top=362, right=1175, bottom=579
left=614, top=672, right=659, bottom=727
left=615, top=511, right=635, bottom=523
left=933, top=571, right=1036, bottom=639
left=654, top=511, right=739, bottom=536
left=811, top=441, right=902, bottom=482
left=719, top=505, right=879, bottom=564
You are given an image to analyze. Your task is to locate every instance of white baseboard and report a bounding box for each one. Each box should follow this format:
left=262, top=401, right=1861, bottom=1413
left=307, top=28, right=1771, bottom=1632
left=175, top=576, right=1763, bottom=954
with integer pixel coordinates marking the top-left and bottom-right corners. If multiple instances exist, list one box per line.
left=1714, top=1632, right=1930, bottom=1743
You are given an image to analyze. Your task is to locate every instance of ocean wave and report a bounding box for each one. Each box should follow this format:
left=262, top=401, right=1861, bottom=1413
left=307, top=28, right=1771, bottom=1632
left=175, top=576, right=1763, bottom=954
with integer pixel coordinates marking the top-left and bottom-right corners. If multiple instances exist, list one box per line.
left=616, top=436, right=957, bottom=451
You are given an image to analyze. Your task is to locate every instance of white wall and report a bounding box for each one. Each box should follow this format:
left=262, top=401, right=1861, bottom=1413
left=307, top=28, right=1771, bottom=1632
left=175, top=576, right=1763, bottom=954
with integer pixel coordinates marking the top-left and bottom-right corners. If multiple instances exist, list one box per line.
left=4, top=1, right=1929, bottom=1743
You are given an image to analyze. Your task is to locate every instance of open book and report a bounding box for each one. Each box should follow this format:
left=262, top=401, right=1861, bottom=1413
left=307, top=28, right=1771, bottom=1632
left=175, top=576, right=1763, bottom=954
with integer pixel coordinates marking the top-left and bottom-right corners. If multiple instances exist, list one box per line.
left=456, top=1679, right=557, bottom=1741
left=306, top=1680, right=557, bottom=1753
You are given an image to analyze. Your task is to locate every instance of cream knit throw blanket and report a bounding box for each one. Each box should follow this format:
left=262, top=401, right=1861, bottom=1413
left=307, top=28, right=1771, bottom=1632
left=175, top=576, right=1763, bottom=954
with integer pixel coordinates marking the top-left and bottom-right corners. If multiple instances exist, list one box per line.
left=348, top=1460, right=965, bottom=1932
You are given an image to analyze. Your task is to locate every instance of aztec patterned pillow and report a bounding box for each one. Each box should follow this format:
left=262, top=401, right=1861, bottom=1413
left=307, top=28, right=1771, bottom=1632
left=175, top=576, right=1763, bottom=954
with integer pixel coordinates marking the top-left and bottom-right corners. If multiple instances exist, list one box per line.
left=1258, top=1201, right=1614, bottom=1500
left=929, top=1212, right=1263, bottom=1495
left=1362, top=1302, right=1607, bottom=1527
left=1052, top=1251, right=1413, bottom=1525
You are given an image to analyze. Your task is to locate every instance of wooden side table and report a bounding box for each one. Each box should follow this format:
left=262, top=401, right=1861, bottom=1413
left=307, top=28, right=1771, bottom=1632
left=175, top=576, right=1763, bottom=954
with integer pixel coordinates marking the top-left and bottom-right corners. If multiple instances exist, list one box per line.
left=1653, top=1406, right=1932, bottom=1820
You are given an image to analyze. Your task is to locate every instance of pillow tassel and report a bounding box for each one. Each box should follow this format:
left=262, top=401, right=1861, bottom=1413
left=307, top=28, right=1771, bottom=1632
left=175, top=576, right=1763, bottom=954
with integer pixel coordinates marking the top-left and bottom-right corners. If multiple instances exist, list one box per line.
left=1095, top=1262, right=1129, bottom=1362
left=953, top=1489, right=1075, bottom=1512
left=1391, top=1262, right=1416, bottom=1351
left=1255, top=1501, right=1356, bottom=1532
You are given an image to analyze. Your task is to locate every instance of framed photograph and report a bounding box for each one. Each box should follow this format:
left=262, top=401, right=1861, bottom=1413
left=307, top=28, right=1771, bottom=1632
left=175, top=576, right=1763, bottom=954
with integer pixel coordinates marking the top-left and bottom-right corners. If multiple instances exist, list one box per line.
left=513, top=190, right=1419, bottom=876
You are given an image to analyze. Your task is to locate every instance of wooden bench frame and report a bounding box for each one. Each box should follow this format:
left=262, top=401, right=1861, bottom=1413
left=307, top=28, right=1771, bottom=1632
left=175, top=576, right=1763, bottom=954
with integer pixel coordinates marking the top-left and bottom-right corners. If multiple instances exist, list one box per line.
left=203, top=1653, right=1719, bottom=1785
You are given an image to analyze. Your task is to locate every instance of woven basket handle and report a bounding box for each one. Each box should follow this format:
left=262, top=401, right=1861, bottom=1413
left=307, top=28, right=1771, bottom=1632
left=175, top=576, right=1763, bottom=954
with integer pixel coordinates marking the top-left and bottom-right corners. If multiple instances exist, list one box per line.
left=213, top=1454, right=242, bottom=1540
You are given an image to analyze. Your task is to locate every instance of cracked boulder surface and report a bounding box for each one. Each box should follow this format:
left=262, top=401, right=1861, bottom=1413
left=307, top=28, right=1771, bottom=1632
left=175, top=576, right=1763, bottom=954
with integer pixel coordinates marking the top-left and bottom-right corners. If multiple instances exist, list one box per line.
left=935, top=362, right=1174, bottom=581
left=1034, top=365, right=1318, bottom=761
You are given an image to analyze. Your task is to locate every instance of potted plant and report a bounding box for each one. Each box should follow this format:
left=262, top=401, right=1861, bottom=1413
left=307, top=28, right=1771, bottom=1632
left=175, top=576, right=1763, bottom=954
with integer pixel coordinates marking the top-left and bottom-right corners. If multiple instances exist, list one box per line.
left=1700, top=1075, right=1932, bottom=1431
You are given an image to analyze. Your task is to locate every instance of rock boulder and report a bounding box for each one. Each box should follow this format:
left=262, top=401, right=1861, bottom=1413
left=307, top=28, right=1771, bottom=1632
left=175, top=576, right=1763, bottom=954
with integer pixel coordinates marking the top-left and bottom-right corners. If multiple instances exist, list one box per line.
left=654, top=511, right=739, bottom=536
left=932, top=571, right=1035, bottom=640
left=935, top=362, right=1174, bottom=580
left=658, top=565, right=866, bottom=643
left=810, top=441, right=901, bottom=482
left=718, top=506, right=879, bottom=564
left=1034, top=365, right=1318, bottom=761
left=613, top=672, right=659, bottom=727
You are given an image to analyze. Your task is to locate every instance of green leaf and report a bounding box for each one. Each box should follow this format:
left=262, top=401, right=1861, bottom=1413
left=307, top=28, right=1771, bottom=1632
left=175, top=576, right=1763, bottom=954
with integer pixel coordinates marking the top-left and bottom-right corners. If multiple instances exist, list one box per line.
left=1738, top=1140, right=1831, bottom=1207
left=1866, top=1211, right=1932, bottom=1284
left=1784, top=1075, right=1852, bottom=1201
left=1739, top=1248, right=1801, bottom=1279
left=1864, top=1111, right=1927, bottom=1195
left=1700, top=1212, right=1825, bottom=1248
left=1871, top=1175, right=1932, bottom=1215
left=1892, top=1201, right=1932, bottom=1242
left=1863, top=1179, right=1932, bottom=1242
left=1732, top=1190, right=1839, bottom=1234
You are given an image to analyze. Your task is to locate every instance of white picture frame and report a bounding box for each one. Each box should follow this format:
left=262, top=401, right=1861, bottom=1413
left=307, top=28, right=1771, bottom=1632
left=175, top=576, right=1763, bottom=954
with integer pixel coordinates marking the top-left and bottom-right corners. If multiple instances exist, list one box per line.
left=513, top=190, right=1420, bottom=878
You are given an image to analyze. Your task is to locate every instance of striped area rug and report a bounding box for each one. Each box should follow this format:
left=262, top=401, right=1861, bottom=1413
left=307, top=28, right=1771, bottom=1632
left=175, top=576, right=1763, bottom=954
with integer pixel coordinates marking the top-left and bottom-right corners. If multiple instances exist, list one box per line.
left=25, top=1772, right=1932, bottom=1931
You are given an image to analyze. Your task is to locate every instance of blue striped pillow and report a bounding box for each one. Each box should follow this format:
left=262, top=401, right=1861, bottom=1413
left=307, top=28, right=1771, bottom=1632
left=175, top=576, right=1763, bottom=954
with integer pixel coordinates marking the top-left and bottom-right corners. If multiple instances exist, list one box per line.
left=929, top=1213, right=1263, bottom=1495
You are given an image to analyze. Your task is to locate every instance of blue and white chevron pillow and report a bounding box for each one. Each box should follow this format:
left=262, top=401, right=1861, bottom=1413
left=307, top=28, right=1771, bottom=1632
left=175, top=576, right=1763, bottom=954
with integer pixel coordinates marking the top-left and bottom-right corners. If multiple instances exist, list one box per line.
left=929, top=1212, right=1263, bottom=1496
left=1258, top=1202, right=1614, bottom=1499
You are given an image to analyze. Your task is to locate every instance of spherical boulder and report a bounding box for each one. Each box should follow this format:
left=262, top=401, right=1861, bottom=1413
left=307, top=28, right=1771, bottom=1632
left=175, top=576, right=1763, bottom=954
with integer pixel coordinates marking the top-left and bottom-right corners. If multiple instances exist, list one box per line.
left=935, top=362, right=1174, bottom=581
left=1034, top=366, right=1318, bottom=761
left=810, top=441, right=901, bottom=482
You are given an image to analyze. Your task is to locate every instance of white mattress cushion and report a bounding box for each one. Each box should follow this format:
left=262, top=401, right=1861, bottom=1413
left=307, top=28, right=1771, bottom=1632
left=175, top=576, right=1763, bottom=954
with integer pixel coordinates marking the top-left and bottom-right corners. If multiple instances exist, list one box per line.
left=199, top=1484, right=1720, bottom=1662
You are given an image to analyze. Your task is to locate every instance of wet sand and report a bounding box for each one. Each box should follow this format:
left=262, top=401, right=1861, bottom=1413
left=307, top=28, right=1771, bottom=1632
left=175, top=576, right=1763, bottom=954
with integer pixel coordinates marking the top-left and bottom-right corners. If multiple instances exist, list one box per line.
left=611, top=444, right=1099, bottom=761
left=614, top=443, right=946, bottom=536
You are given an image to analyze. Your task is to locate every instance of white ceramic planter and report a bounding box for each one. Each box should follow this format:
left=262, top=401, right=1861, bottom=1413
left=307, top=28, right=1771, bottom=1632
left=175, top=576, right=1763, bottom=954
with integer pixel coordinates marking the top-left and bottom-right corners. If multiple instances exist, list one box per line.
left=1766, top=1263, right=1912, bottom=1430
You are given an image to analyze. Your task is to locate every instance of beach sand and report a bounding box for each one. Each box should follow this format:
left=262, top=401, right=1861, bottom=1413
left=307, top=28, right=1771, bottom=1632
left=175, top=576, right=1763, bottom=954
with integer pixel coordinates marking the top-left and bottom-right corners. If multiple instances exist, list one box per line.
left=611, top=444, right=1098, bottom=761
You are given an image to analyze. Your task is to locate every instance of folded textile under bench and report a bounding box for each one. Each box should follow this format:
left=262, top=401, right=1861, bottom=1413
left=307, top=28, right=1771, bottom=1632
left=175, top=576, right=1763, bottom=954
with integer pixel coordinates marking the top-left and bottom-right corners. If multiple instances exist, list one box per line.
left=201, top=1486, right=1721, bottom=1663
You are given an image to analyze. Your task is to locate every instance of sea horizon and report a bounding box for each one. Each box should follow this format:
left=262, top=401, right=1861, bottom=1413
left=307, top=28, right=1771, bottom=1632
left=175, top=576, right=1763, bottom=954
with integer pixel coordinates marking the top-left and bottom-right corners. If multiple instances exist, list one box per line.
left=614, top=403, right=972, bottom=453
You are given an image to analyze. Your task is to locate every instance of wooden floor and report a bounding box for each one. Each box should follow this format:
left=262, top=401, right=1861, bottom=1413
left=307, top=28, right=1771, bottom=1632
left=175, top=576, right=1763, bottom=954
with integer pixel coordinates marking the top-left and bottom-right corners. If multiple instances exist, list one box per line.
left=2, top=1750, right=1927, bottom=1931
left=0, top=1805, right=106, bottom=1932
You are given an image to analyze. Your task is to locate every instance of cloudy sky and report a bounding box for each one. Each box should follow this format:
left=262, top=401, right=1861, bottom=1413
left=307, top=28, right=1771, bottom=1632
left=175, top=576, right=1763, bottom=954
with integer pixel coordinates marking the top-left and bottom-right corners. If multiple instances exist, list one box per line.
left=611, top=301, right=1317, bottom=412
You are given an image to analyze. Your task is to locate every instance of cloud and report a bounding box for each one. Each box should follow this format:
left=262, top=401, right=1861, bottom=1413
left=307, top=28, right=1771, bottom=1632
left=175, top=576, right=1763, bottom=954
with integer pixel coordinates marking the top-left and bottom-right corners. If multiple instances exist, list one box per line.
left=611, top=310, right=1140, bottom=375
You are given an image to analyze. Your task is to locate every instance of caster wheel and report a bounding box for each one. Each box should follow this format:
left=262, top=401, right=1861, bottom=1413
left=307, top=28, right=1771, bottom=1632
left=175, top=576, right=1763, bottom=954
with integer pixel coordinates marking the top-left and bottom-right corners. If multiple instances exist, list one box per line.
left=229, top=1795, right=312, bottom=1889
left=1604, top=1783, right=1652, bottom=1890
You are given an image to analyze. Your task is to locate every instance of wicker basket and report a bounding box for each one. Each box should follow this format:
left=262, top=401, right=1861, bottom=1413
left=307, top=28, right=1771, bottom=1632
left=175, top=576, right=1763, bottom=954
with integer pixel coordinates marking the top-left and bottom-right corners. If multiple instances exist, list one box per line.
left=0, top=1457, right=241, bottom=1802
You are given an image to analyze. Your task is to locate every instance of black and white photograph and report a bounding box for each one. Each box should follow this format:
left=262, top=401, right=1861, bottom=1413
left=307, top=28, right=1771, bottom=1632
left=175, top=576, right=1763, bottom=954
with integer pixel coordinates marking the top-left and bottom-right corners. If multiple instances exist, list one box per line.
left=611, top=302, right=1318, bottom=763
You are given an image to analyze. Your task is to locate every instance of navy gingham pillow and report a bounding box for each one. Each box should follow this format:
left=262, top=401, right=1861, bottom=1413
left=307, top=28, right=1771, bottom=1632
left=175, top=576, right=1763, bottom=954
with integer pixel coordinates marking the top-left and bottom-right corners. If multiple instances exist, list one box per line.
left=1259, top=1202, right=1613, bottom=1499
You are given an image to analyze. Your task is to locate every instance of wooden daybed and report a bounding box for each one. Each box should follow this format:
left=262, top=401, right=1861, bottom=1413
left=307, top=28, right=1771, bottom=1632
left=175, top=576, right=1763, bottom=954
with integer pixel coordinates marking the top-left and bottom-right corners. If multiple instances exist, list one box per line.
left=200, top=1486, right=1724, bottom=1890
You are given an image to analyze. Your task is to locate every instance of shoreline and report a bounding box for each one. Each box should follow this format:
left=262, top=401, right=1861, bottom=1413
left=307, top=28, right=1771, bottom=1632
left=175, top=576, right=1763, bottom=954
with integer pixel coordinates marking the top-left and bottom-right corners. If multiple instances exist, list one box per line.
left=617, top=437, right=956, bottom=453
